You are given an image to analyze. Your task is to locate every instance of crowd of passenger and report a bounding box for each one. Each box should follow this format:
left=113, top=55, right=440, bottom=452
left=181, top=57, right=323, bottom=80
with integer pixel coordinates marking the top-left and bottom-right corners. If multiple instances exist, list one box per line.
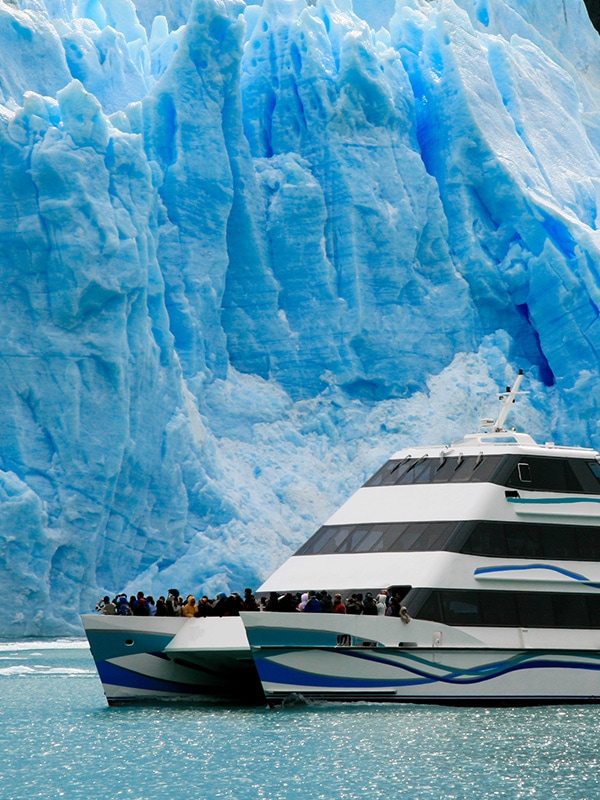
left=95, top=588, right=410, bottom=619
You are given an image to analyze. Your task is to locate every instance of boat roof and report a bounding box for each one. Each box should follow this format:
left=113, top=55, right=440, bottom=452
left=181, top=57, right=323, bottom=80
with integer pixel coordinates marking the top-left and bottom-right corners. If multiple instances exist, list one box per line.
left=390, top=431, right=599, bottom=460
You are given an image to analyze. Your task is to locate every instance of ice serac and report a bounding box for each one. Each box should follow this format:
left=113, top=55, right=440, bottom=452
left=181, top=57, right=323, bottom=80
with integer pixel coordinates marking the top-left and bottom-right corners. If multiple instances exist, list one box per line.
left=0, top=4, right=71, bottom=106
left=391, top=0, right=600, bottom=439
left=143, top=0, right=247, bottom=383
left=235, top=0, right=476, bottom=398
left=0, top=0, right=600, bottom=634
left=0, top=73, right=220, bottom=634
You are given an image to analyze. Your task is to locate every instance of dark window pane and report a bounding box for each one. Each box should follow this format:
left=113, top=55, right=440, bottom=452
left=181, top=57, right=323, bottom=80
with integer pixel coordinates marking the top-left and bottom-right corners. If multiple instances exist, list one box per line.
left=472, top=455, right=508, bottom=483
left=587, top=462, right=600, bottom=486
left=462, top=522, right=507, bottom=557
left=441, top=592, right=481, bottom=625
left=553, top=595, right=590, bottom=628
left=295, top=527, right=335, bottom=555
left=587, top=596, right=600, bottom=627
left=383, top=524, right=408, bottom=551
left=353, top=526, right=386, bottom=553
left=530, top=458, right=581, bottom=492
left=345, top=526, right=371, bottom=553
left=449, top=456, right=473, bottom=482
left=414, top=522, right=455, bottom=551
left=396, top=457, right=428, bottom=485
left=577, top=528, right=600, bottom=560
left=397, top=523, right=427, bottom=551
left=364, top=459, right=409, bottom=487
left=506, top=457, right=585, bottom=493
left=411, top=459, right=438, bottom=483
left=480, top=592, right=518, bottom=626
left=563, top=461, right=583, bottom=491
left=332, top=527, right=356, bottom=553
left=506, top=526, right=538, bottom=557
left=543, top=526, right=575, bottom=559
left=412, top=590, right=442, bottom=622
left=517, top=593, right=554, bottom=627
left=432, top=457, right=458, bottom=482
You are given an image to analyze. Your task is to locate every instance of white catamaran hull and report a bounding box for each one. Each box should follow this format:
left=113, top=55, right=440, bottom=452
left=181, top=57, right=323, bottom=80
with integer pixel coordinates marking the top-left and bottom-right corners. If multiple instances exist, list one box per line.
left=82, top=614, right=261, bottom=703
left=242, top=613, right=600, bottom=704
left=250, top=647, right=600, bottom=704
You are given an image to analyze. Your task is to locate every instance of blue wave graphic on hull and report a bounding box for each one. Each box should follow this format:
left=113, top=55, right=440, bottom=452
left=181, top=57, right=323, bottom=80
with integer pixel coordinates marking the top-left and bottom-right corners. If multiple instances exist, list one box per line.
left=474, top=563, right=600, bottom=589
left=476, top=564, right=588, bottom=581
left=256, top=651, right=600, bottom=690
left=97, top=657, right=216, bottom=695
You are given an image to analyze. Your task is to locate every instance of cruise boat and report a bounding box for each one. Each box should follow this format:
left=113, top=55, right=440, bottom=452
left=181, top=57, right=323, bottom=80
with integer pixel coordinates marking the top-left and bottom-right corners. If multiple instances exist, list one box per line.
left=83, top=370, right=600, bottom=704
left=242, top=371, right=600, bottom=704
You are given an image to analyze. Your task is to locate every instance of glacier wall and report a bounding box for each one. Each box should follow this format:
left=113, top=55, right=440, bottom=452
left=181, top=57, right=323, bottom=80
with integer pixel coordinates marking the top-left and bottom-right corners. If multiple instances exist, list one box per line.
left=0, top=0, right=600, bottom=634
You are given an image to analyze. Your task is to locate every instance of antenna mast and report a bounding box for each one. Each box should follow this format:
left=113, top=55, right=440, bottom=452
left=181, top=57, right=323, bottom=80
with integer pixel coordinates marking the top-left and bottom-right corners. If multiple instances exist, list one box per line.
left=493, top=369, right=525, bottom=432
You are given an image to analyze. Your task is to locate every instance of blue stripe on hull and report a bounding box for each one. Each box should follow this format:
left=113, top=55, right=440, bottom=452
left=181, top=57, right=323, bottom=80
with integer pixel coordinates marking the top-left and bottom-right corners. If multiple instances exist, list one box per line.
left=255, top=649, right=600, bottom=692
left=343, top=648, right=600, bottom=685
left=97, top=658, right=218, bottom=696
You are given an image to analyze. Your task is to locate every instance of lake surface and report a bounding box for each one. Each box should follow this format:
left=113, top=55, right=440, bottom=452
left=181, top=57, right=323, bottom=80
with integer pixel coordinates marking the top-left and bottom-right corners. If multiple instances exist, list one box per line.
left=1, top=641, right=599, bottom=799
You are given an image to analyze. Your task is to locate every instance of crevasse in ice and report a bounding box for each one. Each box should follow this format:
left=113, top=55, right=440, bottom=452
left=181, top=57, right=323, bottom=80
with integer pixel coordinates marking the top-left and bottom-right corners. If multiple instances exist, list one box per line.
left=0, top=0, right=599, bottom=634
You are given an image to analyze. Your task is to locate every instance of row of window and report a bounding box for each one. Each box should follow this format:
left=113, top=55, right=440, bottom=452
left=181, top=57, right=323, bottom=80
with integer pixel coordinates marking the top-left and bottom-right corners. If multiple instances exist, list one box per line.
left=462, top=521, right=600, bottom=560
left=405, top=588, right=600, bottom=629
left=294, top=520, right=600, bottom=561
left=364, top=454, right=600, bottom=495
left=294, top=521, right=455, bottom=556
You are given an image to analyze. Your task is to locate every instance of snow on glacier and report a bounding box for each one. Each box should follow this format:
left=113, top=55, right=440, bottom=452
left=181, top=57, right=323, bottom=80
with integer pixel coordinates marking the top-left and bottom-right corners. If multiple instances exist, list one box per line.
left=0, top=0, right=599, bottom=634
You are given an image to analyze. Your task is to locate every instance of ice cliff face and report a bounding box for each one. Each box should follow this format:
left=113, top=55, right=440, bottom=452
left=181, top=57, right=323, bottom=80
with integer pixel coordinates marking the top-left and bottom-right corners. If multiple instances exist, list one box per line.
left=0, top=0, right=599, bottom=634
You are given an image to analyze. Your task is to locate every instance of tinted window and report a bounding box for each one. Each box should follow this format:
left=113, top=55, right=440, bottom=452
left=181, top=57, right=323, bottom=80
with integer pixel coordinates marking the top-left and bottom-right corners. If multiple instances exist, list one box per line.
left=364, top=455, right=508, bottom=487
left=588, top=462, right=600, bottom=483
left=294, top=521, right=459, bottom=556
left=353, top=526, right=387, bottom=553
left=441, top=592, right=479, bottom=625
left=506, top=457, right=583, bottom=492
left=480, top=591, right=518, bottom=626
left=366, top=455, right=600, bottom=494
left=543, top=526, right=573, bottom=559
left=415, top=590, right=441, bottom=621
left=588, top=595, right=600, bottom=627
left=407, top=589, right=600, bottom=629
left=554, top=594, right=590, bottom=628
left=517, top=593, right=552, bottom=628
left=461, top=522, right=600, bottom=562
left=297, top=520, right=600, bottom=560
left=577, top=527, right=600, bottom=560
left=506, top=526, right=538, bottom=558
left=461, top=521, right=506, bottom=557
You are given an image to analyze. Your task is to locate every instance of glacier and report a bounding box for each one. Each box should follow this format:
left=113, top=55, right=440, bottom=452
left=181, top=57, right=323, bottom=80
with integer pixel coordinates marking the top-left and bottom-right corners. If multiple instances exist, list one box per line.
left=0, top=0, right=600, bottom=635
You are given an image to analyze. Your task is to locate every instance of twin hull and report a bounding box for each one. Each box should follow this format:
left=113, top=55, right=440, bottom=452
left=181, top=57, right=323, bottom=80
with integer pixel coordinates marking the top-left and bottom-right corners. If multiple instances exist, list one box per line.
left=82, top=611, right=600, bottom=705
left=82, top=412, right=600, bottom=705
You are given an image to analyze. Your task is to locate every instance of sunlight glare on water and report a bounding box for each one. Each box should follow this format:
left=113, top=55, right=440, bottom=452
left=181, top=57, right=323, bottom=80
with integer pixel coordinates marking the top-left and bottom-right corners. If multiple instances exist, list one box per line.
left=0, top=644, right=599, bottom=799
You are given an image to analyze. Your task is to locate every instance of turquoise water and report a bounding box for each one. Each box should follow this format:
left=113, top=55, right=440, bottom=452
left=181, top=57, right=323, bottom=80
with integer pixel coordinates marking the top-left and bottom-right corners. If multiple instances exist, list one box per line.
left=1, top=642, right=599, bottom=800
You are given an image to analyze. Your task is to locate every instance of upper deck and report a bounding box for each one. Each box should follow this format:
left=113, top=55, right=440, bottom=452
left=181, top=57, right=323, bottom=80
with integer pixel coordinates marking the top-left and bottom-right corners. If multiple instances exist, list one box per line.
left=389, top=430, right=599, bottom=461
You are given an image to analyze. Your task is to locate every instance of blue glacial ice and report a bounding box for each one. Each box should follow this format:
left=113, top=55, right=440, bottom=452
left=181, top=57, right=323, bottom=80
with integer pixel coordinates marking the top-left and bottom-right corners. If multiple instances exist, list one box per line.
left=0, top=0, right=599, bottom=634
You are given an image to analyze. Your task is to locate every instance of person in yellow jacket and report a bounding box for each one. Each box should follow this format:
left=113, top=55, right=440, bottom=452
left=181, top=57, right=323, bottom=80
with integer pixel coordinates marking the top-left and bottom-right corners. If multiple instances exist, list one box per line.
left=182, top=595, right=197, bottom=617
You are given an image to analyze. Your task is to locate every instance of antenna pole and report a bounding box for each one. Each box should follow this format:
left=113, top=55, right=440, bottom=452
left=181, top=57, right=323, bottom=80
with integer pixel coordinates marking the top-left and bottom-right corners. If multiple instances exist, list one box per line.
left=493, top=369, right=524, bottom=432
